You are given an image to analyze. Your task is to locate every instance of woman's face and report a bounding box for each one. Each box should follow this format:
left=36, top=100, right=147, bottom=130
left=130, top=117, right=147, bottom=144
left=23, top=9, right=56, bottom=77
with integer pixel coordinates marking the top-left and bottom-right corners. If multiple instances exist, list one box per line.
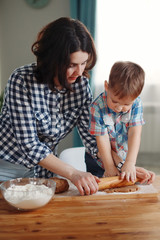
left=66, top=51, right=89, bottom=84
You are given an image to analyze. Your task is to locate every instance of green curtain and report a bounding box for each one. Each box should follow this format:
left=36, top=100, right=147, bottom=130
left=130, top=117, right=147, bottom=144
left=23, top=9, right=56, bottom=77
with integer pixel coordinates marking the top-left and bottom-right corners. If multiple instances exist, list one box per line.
left=70, top=0, right=97, bottom=147
left=70, top=0, right=96, bottom=39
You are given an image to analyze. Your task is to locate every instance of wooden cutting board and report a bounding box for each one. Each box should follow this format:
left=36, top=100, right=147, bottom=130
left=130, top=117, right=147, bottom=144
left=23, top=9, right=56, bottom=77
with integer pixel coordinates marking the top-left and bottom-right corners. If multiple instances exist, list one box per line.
left=54, top=181, right=159, bottom=201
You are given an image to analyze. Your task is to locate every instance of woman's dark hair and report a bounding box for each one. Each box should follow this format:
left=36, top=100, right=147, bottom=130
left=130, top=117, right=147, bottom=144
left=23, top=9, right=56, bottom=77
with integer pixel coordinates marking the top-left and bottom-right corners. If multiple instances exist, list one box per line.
left=32, top=17, right=97, bottom=91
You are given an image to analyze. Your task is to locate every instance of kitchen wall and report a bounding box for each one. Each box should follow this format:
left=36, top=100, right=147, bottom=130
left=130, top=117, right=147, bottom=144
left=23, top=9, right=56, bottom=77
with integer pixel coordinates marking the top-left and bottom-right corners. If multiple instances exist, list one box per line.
left=0, top=0, right=70, bottom=91
left=0, top=0, right=73, bottom=154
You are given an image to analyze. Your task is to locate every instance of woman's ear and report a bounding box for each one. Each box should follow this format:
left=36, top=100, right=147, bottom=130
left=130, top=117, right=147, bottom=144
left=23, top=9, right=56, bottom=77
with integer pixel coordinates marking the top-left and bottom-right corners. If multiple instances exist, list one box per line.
left=104, top=80, right=109, bottom=91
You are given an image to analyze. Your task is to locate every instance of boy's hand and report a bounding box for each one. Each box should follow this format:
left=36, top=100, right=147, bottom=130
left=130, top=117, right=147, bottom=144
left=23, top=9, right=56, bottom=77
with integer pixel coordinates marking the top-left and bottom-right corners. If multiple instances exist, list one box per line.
left=103, top=165, right=120, bottom=177
left=120, top=163, right=136, bottom=182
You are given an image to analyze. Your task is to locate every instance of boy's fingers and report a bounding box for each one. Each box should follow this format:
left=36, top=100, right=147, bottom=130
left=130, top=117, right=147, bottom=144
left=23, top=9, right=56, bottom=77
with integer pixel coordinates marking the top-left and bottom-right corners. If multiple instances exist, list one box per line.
left=121, top=171, right=126, bottom=180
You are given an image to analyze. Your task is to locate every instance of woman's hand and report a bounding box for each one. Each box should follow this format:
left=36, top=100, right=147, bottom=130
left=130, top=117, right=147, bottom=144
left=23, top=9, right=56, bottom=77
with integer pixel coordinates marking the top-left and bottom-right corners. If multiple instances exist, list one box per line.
left=70, top=170, right=100, bottom=196
left=136, top=167, right=155, bottom=184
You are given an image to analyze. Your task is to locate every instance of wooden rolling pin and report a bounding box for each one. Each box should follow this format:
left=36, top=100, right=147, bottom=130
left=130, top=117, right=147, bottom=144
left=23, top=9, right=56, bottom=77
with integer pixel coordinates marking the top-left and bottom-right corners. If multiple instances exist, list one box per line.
left=98, top=176, right=139, bottom=191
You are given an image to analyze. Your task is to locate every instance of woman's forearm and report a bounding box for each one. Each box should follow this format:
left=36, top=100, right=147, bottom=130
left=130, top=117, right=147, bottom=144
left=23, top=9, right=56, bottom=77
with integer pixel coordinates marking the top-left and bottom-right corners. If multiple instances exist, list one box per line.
left=39, top=153, right=100, bottom=196
left=39, top=153, right=75, bottom=180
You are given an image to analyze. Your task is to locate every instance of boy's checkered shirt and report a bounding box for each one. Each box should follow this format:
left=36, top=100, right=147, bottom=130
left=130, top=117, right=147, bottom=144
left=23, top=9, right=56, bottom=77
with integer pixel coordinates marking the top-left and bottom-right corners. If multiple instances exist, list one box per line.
left=89, top=91, right=145, bottom=168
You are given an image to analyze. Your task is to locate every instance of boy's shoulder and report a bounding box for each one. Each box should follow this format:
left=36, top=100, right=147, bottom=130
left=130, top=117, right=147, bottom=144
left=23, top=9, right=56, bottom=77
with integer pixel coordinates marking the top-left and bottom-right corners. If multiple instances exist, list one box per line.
left=91, top=91, right=106, bottom=106
left=132, top=96, right=142, bottom=108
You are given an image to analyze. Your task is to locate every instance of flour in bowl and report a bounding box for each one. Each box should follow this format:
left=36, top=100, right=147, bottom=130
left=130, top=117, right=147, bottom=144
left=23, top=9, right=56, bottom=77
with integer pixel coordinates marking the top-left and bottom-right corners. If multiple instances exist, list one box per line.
left=4, top=184, right=53, bottom=210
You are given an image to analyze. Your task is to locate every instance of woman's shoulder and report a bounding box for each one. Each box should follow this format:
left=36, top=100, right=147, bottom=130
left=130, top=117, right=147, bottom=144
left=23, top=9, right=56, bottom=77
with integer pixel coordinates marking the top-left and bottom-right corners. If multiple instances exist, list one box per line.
left=12, top=63, right=36, bottom=77
left=6, top=63, right=39, bottom=94
left=8, top=63, right=37, bottom=87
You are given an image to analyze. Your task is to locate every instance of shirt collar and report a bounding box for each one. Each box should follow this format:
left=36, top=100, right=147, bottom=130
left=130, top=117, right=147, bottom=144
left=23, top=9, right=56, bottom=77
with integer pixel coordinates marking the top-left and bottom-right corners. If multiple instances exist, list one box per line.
left=44, top=86, right=67, bottom=95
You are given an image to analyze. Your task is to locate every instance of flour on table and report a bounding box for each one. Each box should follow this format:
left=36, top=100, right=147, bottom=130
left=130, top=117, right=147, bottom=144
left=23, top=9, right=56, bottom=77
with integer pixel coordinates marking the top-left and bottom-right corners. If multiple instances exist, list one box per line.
left=54, top=181, right=158, bottom=197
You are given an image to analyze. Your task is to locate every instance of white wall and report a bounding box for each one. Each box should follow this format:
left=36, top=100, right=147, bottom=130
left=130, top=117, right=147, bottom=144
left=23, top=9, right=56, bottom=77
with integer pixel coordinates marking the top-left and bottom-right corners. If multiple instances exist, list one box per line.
left=0, top=0, right=73, bottom=153
left=0, top=0, right=70, bottom=91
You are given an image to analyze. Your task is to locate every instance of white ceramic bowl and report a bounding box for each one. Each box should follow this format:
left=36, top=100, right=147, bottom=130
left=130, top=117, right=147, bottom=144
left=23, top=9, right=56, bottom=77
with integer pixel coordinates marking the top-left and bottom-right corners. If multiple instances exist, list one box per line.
left=0, top=178, right=56, bottom=211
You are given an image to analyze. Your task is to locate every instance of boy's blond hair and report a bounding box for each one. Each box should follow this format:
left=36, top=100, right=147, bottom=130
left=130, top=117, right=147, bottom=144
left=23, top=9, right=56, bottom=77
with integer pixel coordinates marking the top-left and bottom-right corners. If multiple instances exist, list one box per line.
left=108, top=61, right=145, bottom=99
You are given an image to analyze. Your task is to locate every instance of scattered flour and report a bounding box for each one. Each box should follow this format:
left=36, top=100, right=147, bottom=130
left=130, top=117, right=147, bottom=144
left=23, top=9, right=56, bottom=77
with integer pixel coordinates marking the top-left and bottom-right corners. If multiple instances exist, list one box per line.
left=4, top=184, right=53, bottom=210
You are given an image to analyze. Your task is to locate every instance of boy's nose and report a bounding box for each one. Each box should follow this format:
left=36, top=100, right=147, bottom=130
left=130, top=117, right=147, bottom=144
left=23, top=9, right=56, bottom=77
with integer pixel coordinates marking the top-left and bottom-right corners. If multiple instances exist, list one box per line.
left=115, top=105, right=122, bottom=112
left=116, top=107, right=122, bottom=112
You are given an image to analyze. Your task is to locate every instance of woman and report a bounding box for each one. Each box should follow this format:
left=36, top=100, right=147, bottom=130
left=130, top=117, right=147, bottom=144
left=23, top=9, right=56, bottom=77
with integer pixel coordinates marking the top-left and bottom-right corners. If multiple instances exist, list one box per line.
left=0, top=17, right=155, bottom=195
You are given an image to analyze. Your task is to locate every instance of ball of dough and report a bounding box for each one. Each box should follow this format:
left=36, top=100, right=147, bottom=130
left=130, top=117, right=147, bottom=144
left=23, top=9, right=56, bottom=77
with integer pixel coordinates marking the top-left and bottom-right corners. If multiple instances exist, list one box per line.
left=51, top=177, right=69, bottom=193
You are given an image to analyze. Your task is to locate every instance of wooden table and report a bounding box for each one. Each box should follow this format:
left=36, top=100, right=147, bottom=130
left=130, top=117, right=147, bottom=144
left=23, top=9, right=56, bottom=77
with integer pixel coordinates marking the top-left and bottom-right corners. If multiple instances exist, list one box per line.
left=0, top=176, right=160, bottom=240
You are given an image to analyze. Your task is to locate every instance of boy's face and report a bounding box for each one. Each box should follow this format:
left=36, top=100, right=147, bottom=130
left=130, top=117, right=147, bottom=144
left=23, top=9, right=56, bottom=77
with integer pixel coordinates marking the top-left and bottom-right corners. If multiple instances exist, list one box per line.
left=105, top=81, right=135, bottom=113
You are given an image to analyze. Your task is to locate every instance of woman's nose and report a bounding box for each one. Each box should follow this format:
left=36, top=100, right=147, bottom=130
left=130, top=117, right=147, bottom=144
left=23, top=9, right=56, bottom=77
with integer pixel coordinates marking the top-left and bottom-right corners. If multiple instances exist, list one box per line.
left=76, top=65, right=83, bottom=75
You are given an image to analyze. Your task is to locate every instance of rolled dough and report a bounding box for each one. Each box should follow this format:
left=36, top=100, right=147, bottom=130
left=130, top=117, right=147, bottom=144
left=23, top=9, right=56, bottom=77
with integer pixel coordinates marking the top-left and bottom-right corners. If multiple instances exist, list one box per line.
left=104, top=184, right=139, bottom=193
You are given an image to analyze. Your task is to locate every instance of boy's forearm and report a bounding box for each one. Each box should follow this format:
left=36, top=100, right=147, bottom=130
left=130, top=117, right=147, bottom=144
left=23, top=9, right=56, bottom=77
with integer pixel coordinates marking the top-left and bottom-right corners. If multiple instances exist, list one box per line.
left=111, top=150, right=122, bottom=165
left=126, top=125, right=142, bottom=165
left=96, top=135, right=115, bottom=168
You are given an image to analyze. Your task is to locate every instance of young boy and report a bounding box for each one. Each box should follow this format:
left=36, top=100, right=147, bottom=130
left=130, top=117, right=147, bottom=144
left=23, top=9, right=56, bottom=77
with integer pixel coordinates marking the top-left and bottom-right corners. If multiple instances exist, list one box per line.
left=89, top=61, right=145, bottom=182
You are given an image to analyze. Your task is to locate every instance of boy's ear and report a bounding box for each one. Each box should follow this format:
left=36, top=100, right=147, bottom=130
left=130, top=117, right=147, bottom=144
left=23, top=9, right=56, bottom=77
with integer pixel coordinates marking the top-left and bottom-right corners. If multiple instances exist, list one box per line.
left=104, top=80, right=109, bottom=91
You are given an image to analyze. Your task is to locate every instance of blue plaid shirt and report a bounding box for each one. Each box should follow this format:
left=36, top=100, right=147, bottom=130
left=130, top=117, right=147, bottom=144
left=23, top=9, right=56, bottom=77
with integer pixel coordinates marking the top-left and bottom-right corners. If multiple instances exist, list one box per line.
left=0, top=63, right=97, bottom=178
left=89, top=91, right=145, bottom=168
